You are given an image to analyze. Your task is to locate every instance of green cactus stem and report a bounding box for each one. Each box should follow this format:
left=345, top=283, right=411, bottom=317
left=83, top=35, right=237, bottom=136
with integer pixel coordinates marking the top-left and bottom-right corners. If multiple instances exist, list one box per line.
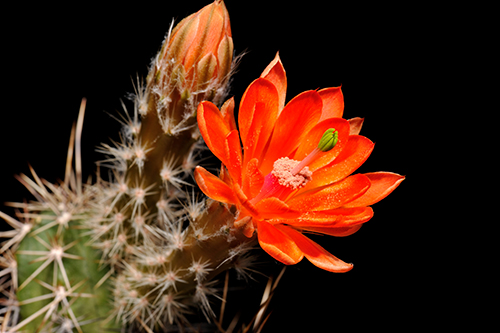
left=15, top=210, right=116, bottom=333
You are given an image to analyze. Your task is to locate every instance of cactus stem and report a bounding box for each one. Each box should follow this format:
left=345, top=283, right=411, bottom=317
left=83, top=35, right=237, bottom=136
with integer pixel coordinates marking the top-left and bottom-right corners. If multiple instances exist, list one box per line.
left=16, top=236, right=82, bottom=291
left=12, top=279, right=93, bottom=333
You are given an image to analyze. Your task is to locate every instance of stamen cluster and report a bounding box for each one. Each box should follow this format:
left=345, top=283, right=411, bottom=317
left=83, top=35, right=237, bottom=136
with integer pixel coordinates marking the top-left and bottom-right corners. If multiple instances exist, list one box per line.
left=271, top=157, right=312, bottom=189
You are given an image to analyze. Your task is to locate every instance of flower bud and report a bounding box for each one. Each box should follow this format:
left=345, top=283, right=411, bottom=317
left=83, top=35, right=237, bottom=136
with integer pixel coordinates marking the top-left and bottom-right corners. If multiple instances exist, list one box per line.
left=146, top=0, right=234, bottom=134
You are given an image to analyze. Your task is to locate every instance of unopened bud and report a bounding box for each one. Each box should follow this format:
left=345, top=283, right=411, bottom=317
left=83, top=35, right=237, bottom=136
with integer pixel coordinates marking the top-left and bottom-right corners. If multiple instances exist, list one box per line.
left=145, top=1, right=234, bottom=133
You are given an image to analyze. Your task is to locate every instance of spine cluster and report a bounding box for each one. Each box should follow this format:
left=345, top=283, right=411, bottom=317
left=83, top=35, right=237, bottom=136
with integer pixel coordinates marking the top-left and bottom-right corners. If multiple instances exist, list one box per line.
left=0, top=2, right=262, bottom=331
left=0, top=155, right=117, bottom=332
left=89, top=74, right=257, bottom=330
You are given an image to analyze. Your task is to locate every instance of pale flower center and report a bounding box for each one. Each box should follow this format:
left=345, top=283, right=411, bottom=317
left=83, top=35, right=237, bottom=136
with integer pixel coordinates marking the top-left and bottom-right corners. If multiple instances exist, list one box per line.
left=250, top=157, right=312, bottom=204
left=248, top=128, right=338, bottom=205
left=271, top=157, right=312, bottom=189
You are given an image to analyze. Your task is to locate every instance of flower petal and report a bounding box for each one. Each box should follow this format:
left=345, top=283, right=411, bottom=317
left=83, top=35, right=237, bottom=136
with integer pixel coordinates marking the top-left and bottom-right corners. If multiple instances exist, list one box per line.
left=318, top=87, right=344, bottom=121
left=182, top=2, right=225, bottom=71
left=233, top=183, right=261, bottom=220
left=286, top=207, right=373, bottom=228
left=344, top=172, right=404, bottom=208
left=305, top=135, right=374, bottom=189
left=238, top=78, right=280, bottom=164
left=224, top=130, right=242, bottom=184
left=293, top=117, right=350, bottom=172
left=254, top=197, right=301, bottom=220
left=257, top=220, right=304, bottom=265
left=260, top=90, right=322, bottom=174
left=300, top=225, right=363, bottom=237
left=241, top=157, right=264, bottom=199
left=348, top=117, right=364, bottom=135
left=234, top=216, right=255, bottom=238
left=220, top=97, right=237, bottom=132
left=194, top=166, right=237, bottom=205
left=277, top=225, right=353, bottom=272
left=260, top=52, right=287, bottom=111
left=288, top=174, right=371, bottom=211
left=197, top=101, right=230, bottom=165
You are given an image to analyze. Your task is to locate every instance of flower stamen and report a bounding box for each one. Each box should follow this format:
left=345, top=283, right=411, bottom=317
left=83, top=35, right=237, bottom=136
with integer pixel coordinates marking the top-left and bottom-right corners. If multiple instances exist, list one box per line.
left=250, top=158, right=311, bottom=204
left=272, top=158, right=312, bottom=188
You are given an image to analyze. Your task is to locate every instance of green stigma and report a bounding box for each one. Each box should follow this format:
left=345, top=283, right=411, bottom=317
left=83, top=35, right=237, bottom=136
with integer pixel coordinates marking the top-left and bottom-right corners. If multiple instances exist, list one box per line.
left=317, top=128, right=338, bottom=152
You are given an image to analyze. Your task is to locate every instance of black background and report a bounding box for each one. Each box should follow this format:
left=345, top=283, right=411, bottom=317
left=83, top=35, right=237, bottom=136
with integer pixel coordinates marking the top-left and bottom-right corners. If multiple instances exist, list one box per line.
left=2, top=1, right=425, bottom=331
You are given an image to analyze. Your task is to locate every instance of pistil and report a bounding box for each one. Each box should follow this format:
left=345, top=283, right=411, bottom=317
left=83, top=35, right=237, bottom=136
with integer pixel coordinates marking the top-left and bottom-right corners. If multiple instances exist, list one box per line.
left=291, top=128, right=338, bottom=175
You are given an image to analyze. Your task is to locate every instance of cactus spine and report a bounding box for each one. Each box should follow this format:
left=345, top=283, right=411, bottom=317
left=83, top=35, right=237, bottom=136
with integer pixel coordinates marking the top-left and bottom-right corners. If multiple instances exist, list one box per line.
left=2, top=115, right=118, bottom=332
left=1, top=2, right=262, bottom=332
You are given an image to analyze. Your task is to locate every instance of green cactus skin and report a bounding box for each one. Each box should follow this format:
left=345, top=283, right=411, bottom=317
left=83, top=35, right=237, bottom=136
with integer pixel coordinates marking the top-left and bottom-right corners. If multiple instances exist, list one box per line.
left=1, top=2, right=272, bottom=331
left=15, top=210, right=118, bottom=332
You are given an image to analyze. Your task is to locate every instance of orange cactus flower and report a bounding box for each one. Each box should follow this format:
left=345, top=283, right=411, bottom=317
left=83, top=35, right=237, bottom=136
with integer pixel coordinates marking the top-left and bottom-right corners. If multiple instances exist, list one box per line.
left=194, top=53, right=404, bottom=272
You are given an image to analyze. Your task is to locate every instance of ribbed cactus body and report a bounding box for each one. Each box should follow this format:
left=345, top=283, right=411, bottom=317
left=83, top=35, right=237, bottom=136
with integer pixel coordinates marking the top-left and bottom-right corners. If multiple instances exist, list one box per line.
left=90, top=91, right=256, bottom=328
left=107, top=197, right=257, bottom=329
left=14, top=209, right=117, bottom=332
left=1, top=2, right=267, bottom=331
